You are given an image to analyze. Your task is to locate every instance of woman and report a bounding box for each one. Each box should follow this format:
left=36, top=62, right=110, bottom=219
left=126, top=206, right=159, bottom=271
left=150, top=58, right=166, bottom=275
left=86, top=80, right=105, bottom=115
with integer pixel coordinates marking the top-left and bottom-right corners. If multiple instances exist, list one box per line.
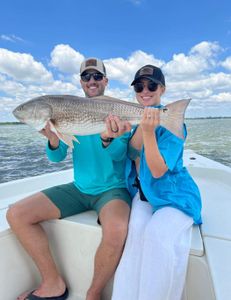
left=111, top=65, right=202, bottom=300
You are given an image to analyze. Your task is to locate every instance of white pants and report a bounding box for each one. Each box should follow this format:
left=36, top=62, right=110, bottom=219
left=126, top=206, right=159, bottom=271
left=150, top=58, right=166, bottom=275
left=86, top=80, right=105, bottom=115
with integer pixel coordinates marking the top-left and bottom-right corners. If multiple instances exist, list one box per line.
left=112, top=193, right=193, bottom=300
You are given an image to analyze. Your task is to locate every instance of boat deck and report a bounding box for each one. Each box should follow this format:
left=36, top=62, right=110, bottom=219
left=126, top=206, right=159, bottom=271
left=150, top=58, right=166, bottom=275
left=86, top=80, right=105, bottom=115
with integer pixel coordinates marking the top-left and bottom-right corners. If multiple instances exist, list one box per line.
left=1, top=150, right=231, bottom=300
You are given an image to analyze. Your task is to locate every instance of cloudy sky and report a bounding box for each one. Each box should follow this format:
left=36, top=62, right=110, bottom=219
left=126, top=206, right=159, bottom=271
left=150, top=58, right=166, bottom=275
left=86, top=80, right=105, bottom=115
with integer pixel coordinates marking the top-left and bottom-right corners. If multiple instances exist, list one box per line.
left=0, top=0, right=231, bottom=122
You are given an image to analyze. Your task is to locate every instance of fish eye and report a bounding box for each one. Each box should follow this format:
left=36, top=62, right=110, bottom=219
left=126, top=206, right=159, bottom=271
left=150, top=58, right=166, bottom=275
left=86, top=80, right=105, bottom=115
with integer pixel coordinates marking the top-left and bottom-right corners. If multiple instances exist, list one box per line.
left=163, top=107, right=168, bottom=113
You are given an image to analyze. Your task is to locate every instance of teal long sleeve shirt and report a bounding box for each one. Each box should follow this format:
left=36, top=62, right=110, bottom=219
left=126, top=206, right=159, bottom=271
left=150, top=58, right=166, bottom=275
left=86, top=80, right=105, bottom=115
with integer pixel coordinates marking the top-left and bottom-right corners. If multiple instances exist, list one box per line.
left=46, top=133, right=130, bottom=195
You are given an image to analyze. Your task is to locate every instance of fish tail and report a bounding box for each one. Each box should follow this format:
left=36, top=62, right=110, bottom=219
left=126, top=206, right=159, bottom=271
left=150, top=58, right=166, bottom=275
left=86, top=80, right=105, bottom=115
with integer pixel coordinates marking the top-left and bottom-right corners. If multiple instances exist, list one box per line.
left=160, top=99, right=191, bottom=139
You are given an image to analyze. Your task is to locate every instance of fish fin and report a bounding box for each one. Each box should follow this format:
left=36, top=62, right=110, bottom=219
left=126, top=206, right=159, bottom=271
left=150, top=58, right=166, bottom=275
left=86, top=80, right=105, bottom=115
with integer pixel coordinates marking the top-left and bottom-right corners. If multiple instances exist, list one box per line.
left=47, top=121, right=62, bottom=141
left=35, top=123, right=47, bottom=131
left=160, top=99, right=191, bottom=139
left=57, top=132, right=74, bottom=148
left=47, top=120, right=58, bottom=134
left=34, top=119, right=49, bottom=131
left=57, top=132, right=80, bottom=148
left=72, top=135, right=80, bottom=144
left=47, top=121, right=80, bottom=147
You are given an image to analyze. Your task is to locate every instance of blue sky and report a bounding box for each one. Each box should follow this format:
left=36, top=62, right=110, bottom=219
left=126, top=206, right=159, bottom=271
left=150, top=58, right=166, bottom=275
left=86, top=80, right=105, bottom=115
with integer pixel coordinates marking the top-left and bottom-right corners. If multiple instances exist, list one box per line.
left=0, top=0, right=231, bottom=121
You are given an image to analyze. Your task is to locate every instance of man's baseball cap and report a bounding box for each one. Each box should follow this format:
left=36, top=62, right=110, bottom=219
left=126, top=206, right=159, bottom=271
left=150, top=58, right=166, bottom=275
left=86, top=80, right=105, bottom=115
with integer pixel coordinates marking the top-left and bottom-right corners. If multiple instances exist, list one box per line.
left=131, top=65, right=165, bottom=87
left=80, top=58, right=106, bottom=76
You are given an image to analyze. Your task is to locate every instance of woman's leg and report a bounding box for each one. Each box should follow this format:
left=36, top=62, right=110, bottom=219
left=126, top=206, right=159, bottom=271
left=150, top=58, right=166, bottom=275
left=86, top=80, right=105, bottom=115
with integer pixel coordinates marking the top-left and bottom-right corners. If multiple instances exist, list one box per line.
left=112, top=193, right=153, bottom=300
left=138, top=207, right=193, bottom=300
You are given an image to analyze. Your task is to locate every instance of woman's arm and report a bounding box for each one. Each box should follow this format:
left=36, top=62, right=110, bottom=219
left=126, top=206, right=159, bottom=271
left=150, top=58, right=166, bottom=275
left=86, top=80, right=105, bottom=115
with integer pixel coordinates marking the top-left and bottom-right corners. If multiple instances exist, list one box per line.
left=141, top=107, right=168, bottom=178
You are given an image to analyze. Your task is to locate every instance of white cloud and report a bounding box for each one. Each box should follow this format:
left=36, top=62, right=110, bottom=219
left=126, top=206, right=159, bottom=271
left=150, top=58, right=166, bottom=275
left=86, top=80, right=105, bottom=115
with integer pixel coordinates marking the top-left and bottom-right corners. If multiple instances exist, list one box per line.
left=163, top=71, right=231, bottom=114
left=50, top=44, right=84, bottom=74
left=0, top=48, right=53, bottom=83
left=106, top=87, right=135, bottom=102
left=0, top=74, right=26, bottom=95
left=189, top=41, right=221, bottom=58
left=105, top=50, right=164, bottom=84
left=164, top=53, right=206, bottom=79
left=166, top=72, right=231, bottom=95
left=221, top=56, right=231, bottom=70
left=0, top=81, right=80, bottom=108
left=1, top=40, right=231, bottom=121
left=164, top=41, right=222, bottom=80
left=0, top=34, right=24, bottom=42
left=210, top=92, right=231, bottom=102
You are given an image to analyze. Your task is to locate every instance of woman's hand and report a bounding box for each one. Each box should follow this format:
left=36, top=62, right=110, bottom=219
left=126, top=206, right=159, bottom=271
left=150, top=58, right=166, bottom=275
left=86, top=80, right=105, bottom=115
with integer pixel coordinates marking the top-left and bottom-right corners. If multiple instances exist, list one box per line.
left=140, top=107, right=160, bottom=134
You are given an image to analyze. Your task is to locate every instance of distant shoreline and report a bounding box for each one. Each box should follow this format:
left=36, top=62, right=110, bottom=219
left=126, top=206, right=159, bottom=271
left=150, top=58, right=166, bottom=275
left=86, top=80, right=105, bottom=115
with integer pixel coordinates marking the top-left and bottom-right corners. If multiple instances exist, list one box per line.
left=1, top=117, right=231, bottom=125
left=186, top=116, right=231, bottom=120
left=0, top=122, right=24, bottom=125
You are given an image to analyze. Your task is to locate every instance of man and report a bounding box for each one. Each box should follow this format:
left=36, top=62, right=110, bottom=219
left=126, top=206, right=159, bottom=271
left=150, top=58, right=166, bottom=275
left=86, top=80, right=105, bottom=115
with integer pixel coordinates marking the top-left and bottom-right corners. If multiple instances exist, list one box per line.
left=7, top=58, right=131, bottom=300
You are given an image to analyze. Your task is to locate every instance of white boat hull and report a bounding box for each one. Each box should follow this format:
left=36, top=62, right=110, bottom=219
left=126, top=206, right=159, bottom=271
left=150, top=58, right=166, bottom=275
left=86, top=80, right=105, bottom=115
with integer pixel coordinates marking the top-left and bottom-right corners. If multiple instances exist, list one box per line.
left=1, top=150, right=231, bottom=300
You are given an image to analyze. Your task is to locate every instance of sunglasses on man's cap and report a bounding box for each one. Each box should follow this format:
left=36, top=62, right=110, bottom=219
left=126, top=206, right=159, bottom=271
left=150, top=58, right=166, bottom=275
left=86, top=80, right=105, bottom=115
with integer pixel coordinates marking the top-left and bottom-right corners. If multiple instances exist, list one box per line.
left=81, top=72, right=104, bottom=82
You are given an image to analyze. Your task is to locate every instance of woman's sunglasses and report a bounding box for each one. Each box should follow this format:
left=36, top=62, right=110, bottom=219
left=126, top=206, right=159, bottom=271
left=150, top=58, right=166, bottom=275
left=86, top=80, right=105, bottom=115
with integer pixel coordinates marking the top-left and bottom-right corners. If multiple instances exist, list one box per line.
left=134, top=81, right=159, bottom=93
left=81, top=72, right=104, bottom=82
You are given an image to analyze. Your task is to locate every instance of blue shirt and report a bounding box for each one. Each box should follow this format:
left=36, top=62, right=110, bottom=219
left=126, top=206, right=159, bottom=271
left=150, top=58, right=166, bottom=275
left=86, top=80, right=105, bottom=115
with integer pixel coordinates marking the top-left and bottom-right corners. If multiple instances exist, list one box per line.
left=126, top=125, right=202, bottom=225
left=46, top=133, right=130, bottom=195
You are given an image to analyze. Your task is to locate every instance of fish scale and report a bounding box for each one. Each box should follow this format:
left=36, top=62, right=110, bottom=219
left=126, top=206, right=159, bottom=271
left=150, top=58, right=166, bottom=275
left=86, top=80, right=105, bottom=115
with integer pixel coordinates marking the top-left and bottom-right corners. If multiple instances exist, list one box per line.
left=13, top=94, right=191, bottom=147
left=44, top=95, right=144, bottom=135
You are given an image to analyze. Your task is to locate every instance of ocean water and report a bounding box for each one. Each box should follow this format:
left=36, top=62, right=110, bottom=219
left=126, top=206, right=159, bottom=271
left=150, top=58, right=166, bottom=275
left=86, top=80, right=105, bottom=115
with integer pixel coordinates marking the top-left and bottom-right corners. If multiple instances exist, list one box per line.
left=185, top=118, right=231, bottom=167
left=0, top=119, right=231, bottom=184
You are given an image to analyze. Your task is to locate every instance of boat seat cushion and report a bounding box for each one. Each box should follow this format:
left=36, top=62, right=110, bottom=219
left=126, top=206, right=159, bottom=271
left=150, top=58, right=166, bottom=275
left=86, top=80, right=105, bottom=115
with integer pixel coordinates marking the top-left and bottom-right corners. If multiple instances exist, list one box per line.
left=64, top=210, right=204, bottom=257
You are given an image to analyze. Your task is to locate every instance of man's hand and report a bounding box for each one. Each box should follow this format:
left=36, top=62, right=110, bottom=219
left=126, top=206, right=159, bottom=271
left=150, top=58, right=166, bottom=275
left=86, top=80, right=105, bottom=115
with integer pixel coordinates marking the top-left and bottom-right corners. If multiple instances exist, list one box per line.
left=39, top=121, right=59, bottom=149
left=101, top=114, right=131, bottom=140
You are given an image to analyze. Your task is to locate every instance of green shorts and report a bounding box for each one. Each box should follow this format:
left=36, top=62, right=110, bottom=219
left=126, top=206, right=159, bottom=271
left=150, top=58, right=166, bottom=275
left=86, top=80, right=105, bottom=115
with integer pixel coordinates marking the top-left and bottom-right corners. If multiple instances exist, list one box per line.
left=42, top=182, right=131, bottom=219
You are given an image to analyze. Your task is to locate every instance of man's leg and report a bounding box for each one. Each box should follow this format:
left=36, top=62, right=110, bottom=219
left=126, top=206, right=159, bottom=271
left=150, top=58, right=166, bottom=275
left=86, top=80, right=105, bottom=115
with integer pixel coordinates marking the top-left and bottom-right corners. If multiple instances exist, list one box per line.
left=6, top=192, right=66, bottom=300
left=86, top=199, right=130, bottom=300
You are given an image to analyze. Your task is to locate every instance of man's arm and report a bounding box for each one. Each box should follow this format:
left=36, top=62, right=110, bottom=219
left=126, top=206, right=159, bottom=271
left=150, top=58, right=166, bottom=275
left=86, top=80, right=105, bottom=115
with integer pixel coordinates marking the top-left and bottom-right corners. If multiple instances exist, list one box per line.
left=100, top=115, right=131, bottom=160
left=40, top=122, right=68, bottom=162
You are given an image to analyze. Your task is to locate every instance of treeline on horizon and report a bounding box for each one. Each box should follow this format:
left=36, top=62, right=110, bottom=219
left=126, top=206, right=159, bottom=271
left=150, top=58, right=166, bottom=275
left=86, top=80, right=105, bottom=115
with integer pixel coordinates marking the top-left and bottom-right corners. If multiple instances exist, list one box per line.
left=186, top=116, right=231, bottom=120
left=0, top=122, right=24, bottom=125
